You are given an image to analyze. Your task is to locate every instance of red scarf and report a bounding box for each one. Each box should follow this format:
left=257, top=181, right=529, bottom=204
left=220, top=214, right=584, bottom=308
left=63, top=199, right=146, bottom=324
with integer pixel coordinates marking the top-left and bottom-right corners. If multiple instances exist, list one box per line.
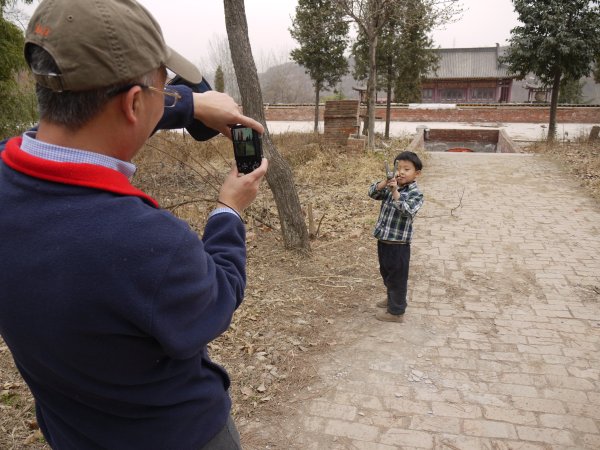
left=2, top=137, right=158, bottom=208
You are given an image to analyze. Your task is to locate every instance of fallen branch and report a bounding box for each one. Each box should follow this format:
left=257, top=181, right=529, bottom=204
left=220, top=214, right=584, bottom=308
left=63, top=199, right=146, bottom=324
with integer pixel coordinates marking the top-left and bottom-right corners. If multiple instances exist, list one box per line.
left=276, top=275, right=369, bottom=284
left=165, top=198, right=277, bottom=231
left=450, top=187, right=465, bottom=217
left=418, top=188, right=465, bottom=219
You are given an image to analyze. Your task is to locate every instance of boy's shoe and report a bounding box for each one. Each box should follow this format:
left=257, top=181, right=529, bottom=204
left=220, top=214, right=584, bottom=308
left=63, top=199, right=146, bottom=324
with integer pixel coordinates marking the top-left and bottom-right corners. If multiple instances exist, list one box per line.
left=376, top=299, right=387, bottom=308
left=375, top=311, right=404, bottom=323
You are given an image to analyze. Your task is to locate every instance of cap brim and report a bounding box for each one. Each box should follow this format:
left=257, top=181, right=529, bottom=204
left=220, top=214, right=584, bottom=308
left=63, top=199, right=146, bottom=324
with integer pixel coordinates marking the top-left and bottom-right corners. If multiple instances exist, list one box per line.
left=165, top=46, right=202, bottom=85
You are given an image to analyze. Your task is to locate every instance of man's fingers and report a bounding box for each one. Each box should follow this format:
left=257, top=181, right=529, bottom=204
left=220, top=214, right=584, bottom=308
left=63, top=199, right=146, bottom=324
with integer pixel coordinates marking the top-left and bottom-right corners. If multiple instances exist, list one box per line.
left=221, top=117, right=264, bottom=140
left=245, top=158, right=268, bottom=180
left=232, top=117, right=264, bottom=135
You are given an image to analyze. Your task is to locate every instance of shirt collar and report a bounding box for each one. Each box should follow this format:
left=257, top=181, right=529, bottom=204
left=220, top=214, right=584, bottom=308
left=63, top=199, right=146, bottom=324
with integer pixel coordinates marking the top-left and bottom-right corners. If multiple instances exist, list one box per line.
left=21, top=131, right=136, bottom=179
left=2, top=136, right=158, bottom=208
left=399, top=180, right=417, bottom=190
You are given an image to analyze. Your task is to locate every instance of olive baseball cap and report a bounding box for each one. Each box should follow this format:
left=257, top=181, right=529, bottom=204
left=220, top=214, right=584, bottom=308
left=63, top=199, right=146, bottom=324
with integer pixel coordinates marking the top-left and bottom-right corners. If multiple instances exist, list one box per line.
left=25, top=0, right=202, bottom=92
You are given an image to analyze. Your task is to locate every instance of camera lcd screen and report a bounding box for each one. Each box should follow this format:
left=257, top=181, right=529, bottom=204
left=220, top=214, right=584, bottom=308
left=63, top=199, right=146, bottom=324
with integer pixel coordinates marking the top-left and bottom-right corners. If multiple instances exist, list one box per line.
left=232, top=127, right=256, bottom=157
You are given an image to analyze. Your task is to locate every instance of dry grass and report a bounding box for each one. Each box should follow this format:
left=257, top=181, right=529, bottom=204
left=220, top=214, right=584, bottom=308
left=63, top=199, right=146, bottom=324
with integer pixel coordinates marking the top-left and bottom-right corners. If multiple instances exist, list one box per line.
left=523, top=136, right=600, bottom=201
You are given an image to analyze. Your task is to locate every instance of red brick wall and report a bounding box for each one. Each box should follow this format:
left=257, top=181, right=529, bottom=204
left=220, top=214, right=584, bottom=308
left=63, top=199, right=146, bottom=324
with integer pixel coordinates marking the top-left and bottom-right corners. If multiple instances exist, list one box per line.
left=264, top=104, right=600, bottom=123
left=323, top=100, right=360, bottom=145
left=409, top=128, right=520, bottom=154
left=427, top=129, right=499, bottom=143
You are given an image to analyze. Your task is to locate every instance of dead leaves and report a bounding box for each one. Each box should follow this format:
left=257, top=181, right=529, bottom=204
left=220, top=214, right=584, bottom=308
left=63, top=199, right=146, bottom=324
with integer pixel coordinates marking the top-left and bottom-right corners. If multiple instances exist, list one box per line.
left=529, top=140, right=600, bottom=201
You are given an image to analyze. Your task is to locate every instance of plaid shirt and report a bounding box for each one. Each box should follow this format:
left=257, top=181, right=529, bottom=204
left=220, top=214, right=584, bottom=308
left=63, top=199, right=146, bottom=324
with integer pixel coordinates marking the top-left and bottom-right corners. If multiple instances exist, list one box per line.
left=368, top=180, right=424, bottom=242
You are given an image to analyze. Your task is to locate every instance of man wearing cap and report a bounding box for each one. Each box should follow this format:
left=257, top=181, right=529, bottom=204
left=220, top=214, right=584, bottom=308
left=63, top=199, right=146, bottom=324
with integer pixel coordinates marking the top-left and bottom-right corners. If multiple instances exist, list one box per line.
left=0, top=1, right=267, bottom=449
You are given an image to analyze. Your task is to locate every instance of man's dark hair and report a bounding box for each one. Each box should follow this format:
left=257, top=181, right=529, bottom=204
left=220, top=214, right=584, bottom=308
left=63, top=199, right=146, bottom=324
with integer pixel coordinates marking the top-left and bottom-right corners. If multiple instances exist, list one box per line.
left=394, top=151, right=423, bottom=171
left=27, top=45, right=155, bottom=131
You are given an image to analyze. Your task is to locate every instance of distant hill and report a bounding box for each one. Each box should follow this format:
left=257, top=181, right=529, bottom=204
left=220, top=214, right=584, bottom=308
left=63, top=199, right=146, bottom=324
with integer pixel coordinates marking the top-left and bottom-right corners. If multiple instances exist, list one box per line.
left=257, top=59, right=363, bottom=104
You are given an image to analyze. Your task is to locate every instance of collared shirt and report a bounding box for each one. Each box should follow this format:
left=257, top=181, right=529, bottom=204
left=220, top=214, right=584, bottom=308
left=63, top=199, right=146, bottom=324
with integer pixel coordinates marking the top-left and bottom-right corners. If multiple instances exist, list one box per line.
left=19, top=131, right=240, bottom=221
left=20, top=131, right=137, bottom=178
left=368, top=180, right=424, bottom=242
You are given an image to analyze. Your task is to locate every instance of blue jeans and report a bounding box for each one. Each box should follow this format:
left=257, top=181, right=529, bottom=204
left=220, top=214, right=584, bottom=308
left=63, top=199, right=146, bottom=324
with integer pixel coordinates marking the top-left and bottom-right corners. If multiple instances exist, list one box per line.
left=377, top=240, right=410, bottom=315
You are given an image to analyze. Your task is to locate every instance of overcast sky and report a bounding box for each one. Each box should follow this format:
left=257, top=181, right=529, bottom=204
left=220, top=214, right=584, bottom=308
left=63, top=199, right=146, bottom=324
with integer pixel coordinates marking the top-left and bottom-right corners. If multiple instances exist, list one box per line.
left=135, top=0, right=520, bottom=67
left=19, top=0, right=520, bottom=70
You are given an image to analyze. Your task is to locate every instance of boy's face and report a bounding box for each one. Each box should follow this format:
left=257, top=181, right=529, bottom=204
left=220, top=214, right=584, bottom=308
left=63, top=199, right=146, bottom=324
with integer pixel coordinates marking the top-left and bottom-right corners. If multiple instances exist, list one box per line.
left=394, top=160, right=421, bottom=186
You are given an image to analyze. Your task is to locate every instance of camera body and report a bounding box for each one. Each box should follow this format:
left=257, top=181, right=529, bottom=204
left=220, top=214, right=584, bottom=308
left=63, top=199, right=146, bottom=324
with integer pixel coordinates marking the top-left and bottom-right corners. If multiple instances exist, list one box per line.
left=230, top=124, right=263, bottom=174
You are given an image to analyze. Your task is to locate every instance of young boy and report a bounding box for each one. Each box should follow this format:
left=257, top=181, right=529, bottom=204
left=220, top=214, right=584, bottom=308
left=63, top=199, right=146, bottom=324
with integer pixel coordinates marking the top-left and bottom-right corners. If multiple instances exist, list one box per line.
left=368, top=151, right=424, bottom=322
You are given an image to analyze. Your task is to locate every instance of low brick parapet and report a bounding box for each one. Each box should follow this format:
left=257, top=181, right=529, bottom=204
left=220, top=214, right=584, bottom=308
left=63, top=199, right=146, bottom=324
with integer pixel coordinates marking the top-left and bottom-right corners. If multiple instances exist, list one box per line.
left=264, top=104, right=600, bottom=124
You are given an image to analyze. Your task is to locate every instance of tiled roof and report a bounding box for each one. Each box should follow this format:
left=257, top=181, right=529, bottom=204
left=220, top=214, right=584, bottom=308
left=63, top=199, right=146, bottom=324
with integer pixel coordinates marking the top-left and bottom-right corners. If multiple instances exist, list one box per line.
left=425, top=46, right=511, bottom=79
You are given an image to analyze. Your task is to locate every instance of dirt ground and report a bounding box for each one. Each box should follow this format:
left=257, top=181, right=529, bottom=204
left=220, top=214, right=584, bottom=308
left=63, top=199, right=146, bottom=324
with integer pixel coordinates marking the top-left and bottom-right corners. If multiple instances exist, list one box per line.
left=1, top=130, right=598, bottom=449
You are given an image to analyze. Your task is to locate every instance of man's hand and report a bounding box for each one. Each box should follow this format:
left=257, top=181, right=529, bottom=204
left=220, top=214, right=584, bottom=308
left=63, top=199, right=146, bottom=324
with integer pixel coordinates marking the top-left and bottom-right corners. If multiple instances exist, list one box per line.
left=217, top=158, right=269, bottom=214
left=192, top=91, right=264, bottom=138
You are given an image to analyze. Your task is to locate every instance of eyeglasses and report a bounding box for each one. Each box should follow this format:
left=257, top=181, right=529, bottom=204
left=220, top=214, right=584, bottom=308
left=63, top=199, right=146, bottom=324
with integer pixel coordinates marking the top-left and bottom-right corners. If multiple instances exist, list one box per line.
left=109, top=84, right=181, bottom=108
left=142, top=85, right=181, bottom=108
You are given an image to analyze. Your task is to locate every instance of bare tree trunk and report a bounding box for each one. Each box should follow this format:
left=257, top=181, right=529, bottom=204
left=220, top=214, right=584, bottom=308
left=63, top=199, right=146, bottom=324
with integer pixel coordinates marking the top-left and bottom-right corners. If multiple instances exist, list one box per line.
left=548, top=70, right=562, bottom=143
left=367, top=33, right=378, bottom=148
left=224, top=0, right=310, bottom=251
left=313, top=84, right=320, bottom=133
left=385, top=60, right=392, bottom=139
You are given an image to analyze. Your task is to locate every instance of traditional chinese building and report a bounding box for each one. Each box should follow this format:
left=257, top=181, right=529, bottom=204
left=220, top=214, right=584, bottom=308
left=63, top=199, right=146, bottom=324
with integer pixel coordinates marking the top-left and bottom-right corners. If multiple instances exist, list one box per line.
left=422, top=45, right=514, bottom=103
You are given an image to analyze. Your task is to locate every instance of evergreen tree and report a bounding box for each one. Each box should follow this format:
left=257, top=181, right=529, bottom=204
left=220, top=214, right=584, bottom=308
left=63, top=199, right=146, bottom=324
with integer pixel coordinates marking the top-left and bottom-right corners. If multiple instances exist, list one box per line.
left=501, top=0, right=600, bottom=141
left=214, top=65, right=225, bottom=93
left=1, top=0, right=36, bottom=140
left=558, top=77, right=584, bottom=104
left=335, top=0, right=458, bottom=147
left=290, top=0, right=349, bottom=132
left=393, top=0, right=438, bottom=103
left=351, top=0, right=438, bottom=138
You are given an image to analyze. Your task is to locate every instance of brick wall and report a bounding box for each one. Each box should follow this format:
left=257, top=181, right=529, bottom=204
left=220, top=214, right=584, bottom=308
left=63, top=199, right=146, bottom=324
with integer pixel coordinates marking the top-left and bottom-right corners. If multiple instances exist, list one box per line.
left=427, top=129, right=499, bottom=143
left=408, top=128, right=520, bottom=154
left=264, top=104, right=600, bottom=123
left=323, top=100, right=360, bottom=146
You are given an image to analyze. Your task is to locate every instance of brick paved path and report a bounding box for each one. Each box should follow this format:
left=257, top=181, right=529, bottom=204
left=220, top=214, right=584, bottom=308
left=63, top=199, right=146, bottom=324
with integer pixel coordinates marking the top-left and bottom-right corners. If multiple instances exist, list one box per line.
left=255, top=152, right=600, bottom=449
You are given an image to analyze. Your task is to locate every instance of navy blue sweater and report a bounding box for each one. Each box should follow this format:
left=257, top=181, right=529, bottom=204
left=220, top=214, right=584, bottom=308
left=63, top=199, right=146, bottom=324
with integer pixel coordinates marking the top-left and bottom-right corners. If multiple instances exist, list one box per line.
left=0, top=138, right=246, bottom=449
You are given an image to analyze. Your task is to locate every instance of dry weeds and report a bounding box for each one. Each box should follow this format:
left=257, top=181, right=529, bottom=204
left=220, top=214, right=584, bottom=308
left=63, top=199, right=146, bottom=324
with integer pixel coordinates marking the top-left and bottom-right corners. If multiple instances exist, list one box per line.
left=523, top=136, right=600, bottom=201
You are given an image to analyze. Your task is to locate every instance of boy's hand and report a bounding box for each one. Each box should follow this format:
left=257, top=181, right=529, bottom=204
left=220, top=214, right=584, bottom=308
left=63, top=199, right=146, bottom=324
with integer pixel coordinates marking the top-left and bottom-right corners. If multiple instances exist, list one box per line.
left=387, top=178, right=401, bottom=200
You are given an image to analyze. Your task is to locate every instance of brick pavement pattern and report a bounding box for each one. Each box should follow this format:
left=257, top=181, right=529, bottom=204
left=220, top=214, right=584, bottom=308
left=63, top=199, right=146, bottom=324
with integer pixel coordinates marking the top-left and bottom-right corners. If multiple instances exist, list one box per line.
left=262, top=153, right=600, bottom=449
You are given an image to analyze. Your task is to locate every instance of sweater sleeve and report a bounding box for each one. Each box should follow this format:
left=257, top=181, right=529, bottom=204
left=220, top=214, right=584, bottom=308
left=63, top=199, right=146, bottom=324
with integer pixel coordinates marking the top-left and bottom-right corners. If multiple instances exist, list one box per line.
left=149, top=213, right=246, bottom=359
left=154, top=79, right=220, bottom=141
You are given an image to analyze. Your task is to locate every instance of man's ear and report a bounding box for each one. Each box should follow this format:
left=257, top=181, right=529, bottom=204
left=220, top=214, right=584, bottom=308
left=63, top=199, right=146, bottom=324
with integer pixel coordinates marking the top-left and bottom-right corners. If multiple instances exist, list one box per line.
left=120, top=86, right=144, bottom=124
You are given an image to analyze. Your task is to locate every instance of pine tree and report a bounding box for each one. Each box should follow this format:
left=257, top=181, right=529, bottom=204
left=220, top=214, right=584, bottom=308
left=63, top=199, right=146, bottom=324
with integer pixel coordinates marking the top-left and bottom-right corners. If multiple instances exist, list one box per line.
left=558, top=77, right=584, bottom=104
left=290, top=0, right=349, bottom=132
left=335, top=0, right=458, bottom=147
left=1, top=0, right=36, bottom=140
left=351, top=0, right=438, bottom=138
left=214, top=65, right=225, bottom=93
left=393, top=0, right=438, bottom=104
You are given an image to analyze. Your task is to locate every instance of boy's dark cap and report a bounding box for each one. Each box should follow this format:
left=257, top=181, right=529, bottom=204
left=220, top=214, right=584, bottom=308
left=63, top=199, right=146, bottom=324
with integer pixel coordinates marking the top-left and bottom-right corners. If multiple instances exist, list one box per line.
left=25, top=0, right=202, bottom=92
